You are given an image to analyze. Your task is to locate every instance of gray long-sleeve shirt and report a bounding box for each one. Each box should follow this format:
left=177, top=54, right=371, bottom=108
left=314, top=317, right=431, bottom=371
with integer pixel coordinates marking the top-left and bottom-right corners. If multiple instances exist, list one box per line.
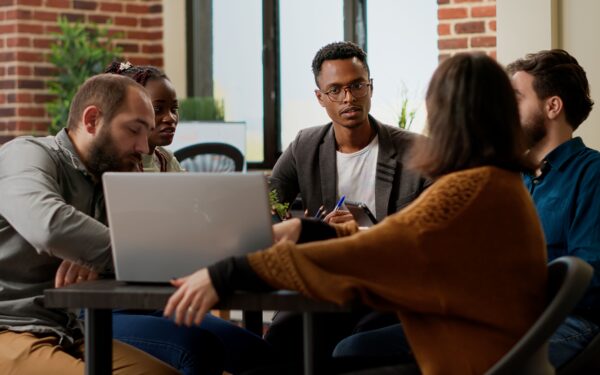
left=0, top=129, right=112, bottom=346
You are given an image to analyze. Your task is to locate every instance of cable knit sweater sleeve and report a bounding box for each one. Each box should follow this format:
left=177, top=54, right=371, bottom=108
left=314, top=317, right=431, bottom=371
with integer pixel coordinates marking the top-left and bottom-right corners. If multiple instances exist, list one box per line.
left=247, top=167, right=547, bottom=318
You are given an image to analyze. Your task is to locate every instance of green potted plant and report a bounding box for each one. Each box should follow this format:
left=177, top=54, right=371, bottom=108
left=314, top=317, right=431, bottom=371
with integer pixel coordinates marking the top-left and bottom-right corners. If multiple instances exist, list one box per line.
left=178, top=97, right=225, bottom=121
left=46, top=17, right=122, bottom=135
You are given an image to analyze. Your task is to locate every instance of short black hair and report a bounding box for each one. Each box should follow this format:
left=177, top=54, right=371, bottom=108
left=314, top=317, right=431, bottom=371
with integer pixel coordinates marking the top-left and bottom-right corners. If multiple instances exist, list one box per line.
left=105, top=61, right=168, bottom=87
left=507, top=49, right=594, bottom=130
left=311, top=41, right=369, bottom=87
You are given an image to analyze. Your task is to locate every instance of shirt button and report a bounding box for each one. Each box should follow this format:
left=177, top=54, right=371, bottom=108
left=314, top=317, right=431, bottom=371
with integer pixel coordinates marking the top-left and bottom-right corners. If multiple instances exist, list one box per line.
left=532, top=179, right=540, bottom=185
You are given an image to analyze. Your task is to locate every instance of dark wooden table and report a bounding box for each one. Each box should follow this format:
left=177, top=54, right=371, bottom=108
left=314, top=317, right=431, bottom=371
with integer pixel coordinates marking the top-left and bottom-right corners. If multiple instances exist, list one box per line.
left=44, top=279, right=351, bottom=375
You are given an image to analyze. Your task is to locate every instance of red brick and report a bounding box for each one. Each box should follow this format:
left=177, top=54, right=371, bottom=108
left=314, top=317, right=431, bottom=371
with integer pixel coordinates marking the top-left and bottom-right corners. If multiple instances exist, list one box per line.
left=438, top=37, right=468, bottom=50
left=141, top=17, right=161, bottom=27
left=488, top=50, right=497, bottom=60
left=0, top=108, right=16, bottom=117
left=0, top=66, right=4, bottom=76
left=0, top=0, right=15, bottom=6
left=18, top=107, right=46, bottom=117
left=16, top=51, right=44, bottom=62
left=455, top=21, right=485, bottom=34
left=489, top=20, right=496, bottom=32
left=438, top=23, right=451, bottom=36
left=148, top=4, right=161, bottom=13
left=33, top=38, right=53, bottom=49
left=0, top=24, right=17, bottom=33
left=438, top=7, right=468, bottom=20
left=45, top=25, right=61, bottom=33
left=437, top=0, right=449, bottom=4
left=142, top=44, right=162, bottom=54
left=17, top=0, right=42, bottom=5
left=125, top=3, right=148, bottom=14
left=35, top=93, right=56, bottom=102
left=88, top=14, right=110, bottom=23
left=8, top=93, right=33, bottom=103
left=99, top=2, right=122, bottom=12
left=46, top=0, right=69, bottom=8
left=107, top=28, right=125, bottom=38
left=16, top=23, right=43, bottom=34
left=16, top=121, right=34, bottom=131
left=0, top=52, right=16, bottom=62
left=34, top=122, right=50, bottom=132
left=33, top=10, right=58, bottom=21
left=0, top=94, right=5, bottom=104
left=115, top=16, right=137, bottom=27
left=61, top=13, right=85, bottom=23
left=6, top=9, right=32, bottom=20
left=128, top=56, right=152, bottom=66
left=117, top=43, right=139, bottom=53
left=0, top=10, right=5, bottom=21
left=17, top=79, right=45, bottom=89
left=471, top=36, right=496, bottom=47
left=471, top=5, right=496, bottom=18
left=7, top=36, right=30, bottom=47
left=7, top=66, right=32, bottom=76
left=455, top=0, right=482, bottom=2
left=74, top=0, right=97, bottom=10
left=0, top=39, right=3, bottom=48
left=34, top=66, right=58, bottom=76
left=127, top=30, right=161, bottom=40
left=0, top=80, right=16, bottom=89
left=149, top=57, right=163, bottom=67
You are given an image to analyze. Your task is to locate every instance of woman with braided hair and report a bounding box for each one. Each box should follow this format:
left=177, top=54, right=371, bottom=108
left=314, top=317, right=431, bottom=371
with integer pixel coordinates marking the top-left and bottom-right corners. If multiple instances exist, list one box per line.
left=105, top=61, right=184, bottom=172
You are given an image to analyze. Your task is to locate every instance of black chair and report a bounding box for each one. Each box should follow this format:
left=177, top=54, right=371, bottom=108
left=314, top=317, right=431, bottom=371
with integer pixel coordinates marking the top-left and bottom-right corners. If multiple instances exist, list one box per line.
left=557, top=331, right=600, bottom=375
left=174, top=142, right=245, bottom=172
left=341, top=256, right=594, bottom=375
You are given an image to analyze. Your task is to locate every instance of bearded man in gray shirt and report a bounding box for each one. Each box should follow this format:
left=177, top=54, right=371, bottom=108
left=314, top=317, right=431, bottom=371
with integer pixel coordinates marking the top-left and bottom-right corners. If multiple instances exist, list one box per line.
left=0, top=74, right=178, bottom=374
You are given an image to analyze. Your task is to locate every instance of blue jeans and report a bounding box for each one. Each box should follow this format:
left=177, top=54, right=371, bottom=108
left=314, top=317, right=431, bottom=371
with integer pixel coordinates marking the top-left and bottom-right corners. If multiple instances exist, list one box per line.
left=112, top=310, right=273, bottom=375
left=549, top=315, right=600, bottom=368
left=332, top=323, right=413, bottom=362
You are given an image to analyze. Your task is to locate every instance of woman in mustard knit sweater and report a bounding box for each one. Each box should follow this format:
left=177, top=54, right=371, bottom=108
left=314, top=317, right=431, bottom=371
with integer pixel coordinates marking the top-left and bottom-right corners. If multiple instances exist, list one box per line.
left=165, top=53, right=548, bottom=375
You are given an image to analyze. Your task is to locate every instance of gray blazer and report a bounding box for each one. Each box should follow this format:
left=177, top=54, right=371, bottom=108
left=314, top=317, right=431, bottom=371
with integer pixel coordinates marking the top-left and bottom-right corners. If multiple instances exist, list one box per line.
left=270, top=116, right=428, bottom=221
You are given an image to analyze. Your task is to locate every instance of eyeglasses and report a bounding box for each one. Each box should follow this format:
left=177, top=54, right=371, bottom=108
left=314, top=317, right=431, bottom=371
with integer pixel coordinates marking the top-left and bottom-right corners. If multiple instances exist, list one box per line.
left=319, top=79, right=373, bottom=102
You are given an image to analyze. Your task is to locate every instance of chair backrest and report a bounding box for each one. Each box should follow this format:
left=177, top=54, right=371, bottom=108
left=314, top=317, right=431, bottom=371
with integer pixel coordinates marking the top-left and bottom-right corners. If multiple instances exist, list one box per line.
left=174, top=142, right=245, bottom=172
left=485, top=256, right=594, bottom=375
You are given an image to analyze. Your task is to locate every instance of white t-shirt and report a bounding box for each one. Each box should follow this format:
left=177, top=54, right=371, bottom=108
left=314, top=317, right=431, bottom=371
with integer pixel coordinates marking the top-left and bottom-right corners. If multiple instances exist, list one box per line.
left=336, top=135, right=379, bottom=215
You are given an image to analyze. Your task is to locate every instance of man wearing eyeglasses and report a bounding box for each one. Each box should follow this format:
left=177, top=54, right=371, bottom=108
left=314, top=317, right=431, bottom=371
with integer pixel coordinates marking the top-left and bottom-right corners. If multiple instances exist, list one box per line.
left=270, top=41, right=427, bottom=225
left=266, top=41, right=427, bottom=373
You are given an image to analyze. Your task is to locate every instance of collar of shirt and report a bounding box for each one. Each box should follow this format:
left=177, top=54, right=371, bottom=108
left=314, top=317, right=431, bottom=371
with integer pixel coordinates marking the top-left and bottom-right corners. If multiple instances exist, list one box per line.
left=54, top=128, right=95, bottom=179
left=544, top=137, right=586, bottom=172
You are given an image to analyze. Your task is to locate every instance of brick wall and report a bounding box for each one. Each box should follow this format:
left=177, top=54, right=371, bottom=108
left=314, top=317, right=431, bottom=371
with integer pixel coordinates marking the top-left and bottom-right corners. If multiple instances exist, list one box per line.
left=0, top=0, right=164, bottom=144
left=437, top=0, right=496, bottom=62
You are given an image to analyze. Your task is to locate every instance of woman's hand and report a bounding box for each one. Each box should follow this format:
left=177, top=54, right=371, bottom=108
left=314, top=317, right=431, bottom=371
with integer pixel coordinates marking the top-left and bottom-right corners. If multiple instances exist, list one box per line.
left=273, top=218, right=302, bottom=243
left=164, top=268, right=219, bottom=327
left=323, top=209, right=355, bottom=224
left=55, top=260, right=98, bottom=288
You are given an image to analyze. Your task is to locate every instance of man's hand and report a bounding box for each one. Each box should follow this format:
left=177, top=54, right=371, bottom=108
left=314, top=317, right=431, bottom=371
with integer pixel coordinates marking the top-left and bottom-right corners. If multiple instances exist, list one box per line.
left=273, top=218, right=302, bottom=243
left=55, top=260, right=99, bottom=288
left=164, top=268, right=219, bottom=327
left=323, top=209, right=355, bottom=224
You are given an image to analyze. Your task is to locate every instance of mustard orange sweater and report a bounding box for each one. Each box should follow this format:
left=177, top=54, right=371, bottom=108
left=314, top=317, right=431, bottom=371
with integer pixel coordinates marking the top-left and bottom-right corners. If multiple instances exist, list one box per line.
left=247, top=166, right=547, bottom=375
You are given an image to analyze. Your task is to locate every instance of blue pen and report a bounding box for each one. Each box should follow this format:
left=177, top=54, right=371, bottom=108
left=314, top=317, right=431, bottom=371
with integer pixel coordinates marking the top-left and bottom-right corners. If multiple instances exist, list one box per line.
left=333, top=195, right=346, bottom=212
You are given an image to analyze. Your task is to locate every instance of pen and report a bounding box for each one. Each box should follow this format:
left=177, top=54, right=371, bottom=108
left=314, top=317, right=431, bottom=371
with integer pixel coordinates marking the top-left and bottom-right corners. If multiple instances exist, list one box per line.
left=333, top=195, right=346, bottom=212
left=313, top=205, right=324, bottom=218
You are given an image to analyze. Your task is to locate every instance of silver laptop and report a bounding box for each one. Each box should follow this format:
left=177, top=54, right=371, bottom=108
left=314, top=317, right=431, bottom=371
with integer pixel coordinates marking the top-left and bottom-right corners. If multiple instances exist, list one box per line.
left=102, top=172, right=274, bottom=283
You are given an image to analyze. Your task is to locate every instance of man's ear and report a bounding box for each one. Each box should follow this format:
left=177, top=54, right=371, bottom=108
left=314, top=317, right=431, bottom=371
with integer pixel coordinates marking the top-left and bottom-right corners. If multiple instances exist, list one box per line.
left=544, top=96, right=563, bottom=121
left=82, top=105, right=101, bottom=135
left=315, top=89, right=326, bottom=108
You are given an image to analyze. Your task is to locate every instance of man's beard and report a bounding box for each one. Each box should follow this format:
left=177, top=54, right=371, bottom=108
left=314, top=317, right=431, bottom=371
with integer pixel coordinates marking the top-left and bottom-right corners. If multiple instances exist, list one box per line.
left=87, top=127, right=141, bottom=177
left=522, top=109, right=547, bottom=148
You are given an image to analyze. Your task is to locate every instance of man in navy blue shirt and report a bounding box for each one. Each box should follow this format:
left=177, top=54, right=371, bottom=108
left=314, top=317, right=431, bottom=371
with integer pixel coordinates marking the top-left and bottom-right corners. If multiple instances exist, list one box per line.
left=508, top=50, right=600, bottom=368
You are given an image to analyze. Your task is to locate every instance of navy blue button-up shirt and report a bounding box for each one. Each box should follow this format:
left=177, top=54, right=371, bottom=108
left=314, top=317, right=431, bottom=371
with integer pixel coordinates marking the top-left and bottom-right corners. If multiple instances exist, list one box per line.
left=524, top=137, right=600, bottom=315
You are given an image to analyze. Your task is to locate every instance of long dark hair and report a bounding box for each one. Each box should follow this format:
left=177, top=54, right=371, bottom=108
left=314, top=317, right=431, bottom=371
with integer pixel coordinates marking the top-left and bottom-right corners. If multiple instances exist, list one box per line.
left=410, top=53, right=532, bottom=179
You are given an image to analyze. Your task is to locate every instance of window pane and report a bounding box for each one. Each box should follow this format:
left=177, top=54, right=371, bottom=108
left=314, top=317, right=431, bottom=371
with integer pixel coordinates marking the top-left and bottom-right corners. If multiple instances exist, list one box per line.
left=280, top=0, right=343, bottom=149
left=367, top=0, right=437, bottom=134
left=213, top=0, right=264, bottom=162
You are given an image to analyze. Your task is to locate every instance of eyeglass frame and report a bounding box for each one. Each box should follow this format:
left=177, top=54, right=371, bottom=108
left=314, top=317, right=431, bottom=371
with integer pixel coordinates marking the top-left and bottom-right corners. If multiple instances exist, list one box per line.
left=316, top=78, right=373, bottom=103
